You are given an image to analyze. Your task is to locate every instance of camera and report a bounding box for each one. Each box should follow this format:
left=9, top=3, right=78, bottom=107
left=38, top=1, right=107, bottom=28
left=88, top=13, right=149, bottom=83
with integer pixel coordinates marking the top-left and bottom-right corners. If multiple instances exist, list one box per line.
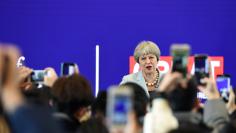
left=170, top=44, right=190, bottom=77
left=60, top=62, right=76, bottom=76
left=31, top=70, right=45, bottom=83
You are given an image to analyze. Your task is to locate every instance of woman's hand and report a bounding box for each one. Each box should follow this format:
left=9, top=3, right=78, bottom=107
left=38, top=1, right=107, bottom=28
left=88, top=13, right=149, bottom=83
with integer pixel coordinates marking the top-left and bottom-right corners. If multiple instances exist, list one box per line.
left=198, top=77, right=220, bottom=100
left=17, top=66, right=33, bottom=83
left=158, top=72, right=183, bottom=93
left=44, top=67, right=58, bottom=87
left=226, top=86, right=236, bottom=114
left=17, top=66, right=33, bottom=90
left=74, top=64, right=80, bottom=74
left=0, top=45, right=25, bottom=113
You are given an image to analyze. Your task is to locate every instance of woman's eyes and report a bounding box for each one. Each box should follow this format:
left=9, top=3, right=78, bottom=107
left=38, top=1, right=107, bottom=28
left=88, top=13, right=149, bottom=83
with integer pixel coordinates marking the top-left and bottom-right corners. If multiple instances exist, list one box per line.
left=141, top=56, right=154, bottom=60
left=149, top=56, right=155, bottom=60
left=141, top=57, right=146, bottom=60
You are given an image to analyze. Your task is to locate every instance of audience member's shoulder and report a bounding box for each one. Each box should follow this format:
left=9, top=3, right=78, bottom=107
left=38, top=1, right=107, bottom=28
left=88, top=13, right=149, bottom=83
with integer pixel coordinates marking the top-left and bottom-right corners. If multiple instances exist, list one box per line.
left=120, top=72, right=140, bottom=85
left=124, top=72, right=140, bottom=79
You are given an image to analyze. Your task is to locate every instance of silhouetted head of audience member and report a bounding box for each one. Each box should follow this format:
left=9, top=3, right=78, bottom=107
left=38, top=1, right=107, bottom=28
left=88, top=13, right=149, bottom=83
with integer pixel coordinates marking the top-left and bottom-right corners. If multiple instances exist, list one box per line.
left=52, top=74, right=94, bottom=122
left=119, top=82, right=149, bottom=126
left=218, top=122, right=236, bottom=133
left=23, top=87, right=51, bottom=106
left=169, top=122, right=207, bottom=133
left=78, top=118, right=109, bottom=133
left=167, top=77, right=198, bottom=112
left=92, top=91, right=107, bottom=121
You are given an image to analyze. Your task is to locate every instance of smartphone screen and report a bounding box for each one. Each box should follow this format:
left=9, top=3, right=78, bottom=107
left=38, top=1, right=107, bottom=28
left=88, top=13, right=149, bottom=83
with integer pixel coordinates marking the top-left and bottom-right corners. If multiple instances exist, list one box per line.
left=112, top=95, right=131, bottom=124
left=61, top=63, right=75, bottom=76
left=31, top=70, right=45, bottom=82
left=107, top=86, right=132, bottom=131
left=216, top=75, right=231, bottom=101
left=194, top=55, right=209, bottom=85
left=171, top=44, right=190, bottom=77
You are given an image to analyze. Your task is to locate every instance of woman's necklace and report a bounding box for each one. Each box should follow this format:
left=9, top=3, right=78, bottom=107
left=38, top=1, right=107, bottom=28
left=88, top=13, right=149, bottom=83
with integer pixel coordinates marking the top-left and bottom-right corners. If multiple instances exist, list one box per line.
left=145, top=69, right=160, bottom=88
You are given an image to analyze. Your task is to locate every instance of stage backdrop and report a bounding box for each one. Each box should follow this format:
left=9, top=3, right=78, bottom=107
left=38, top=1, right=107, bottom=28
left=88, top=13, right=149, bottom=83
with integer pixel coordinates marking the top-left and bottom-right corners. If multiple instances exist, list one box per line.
left=1, top=0, right=235, bottom=95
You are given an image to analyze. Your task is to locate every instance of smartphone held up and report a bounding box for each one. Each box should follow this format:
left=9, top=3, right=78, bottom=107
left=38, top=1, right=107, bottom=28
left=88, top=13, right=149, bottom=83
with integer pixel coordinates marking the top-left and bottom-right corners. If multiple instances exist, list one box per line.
left=60, top=62, right=77, bottom=76
left=170, top=44, right=190, bottom=77
left=216, top=74, right=231, bottom=102
left=194, top=54, right=209, bottom=85
left=106, top=86, right=133, bottom=132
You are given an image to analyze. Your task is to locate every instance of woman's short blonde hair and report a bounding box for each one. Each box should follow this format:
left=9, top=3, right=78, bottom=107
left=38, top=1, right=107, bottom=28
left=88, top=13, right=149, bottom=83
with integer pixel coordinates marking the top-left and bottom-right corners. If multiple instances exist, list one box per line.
left=134, top=41, right=161, bottom=63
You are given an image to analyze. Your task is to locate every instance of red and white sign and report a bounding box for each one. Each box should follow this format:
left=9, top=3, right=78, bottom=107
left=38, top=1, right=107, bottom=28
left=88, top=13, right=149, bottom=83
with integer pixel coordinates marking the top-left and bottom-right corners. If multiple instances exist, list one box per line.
left=129, top=56, right=224, bottom=79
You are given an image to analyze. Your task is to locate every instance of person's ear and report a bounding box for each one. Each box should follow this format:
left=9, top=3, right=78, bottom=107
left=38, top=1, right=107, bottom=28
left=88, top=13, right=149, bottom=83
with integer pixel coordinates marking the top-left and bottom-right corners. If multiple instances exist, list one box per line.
left=74, top=107, right=91, bottom=122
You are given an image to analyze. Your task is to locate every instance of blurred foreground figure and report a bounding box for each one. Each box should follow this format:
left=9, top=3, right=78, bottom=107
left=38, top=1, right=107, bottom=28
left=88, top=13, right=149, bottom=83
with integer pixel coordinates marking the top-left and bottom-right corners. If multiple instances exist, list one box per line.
left=51, top=74, right=94, bottom=133
left=0, top=44, right=62, bottom=133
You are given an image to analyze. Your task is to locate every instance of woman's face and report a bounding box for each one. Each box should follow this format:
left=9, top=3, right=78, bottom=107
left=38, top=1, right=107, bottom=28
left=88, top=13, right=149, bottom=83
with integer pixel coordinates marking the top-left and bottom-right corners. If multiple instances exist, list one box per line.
left=139, top=53, right=158, bottom=74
